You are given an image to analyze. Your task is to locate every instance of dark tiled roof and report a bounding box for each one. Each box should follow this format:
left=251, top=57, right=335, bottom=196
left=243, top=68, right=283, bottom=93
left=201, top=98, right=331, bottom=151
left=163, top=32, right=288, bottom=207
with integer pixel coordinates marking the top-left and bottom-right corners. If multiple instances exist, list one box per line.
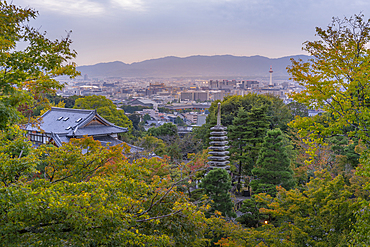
left=93, top=136, right=144, bottom=152
left=25, top=107, right=138, bottom=153
left=125, top=142, right=145, bottom=153
left=93, top=135, right=123, bottom=146
left=26, top=107, right=128, bottom=136
left=26, top=108, right=95, bottom=134
left=68, top=125, right=127, bottom=137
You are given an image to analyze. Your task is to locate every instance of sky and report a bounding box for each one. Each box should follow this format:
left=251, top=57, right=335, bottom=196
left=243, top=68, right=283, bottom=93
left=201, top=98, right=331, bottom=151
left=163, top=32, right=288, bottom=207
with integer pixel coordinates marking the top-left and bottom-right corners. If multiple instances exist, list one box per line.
left=13, top=0, right=370, bottom=66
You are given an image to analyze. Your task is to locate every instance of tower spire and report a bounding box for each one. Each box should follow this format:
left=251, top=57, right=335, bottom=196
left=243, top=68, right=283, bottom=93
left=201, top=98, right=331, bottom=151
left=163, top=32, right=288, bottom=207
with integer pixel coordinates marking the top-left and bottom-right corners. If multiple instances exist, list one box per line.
left=217, top=102, right=221, bottom=126
left=269, top=66, right=273, bottom=87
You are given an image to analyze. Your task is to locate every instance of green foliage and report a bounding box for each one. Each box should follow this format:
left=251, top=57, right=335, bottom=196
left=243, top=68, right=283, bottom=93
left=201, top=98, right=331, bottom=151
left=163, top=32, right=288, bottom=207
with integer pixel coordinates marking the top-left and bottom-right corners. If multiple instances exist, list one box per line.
left=287, top=101, right=309, bottom=118
left=143, top=113, right=152, bottom=122
left=127, top=114, right=145, bottom=140
left=288, top=14, right=370, bottom=165
left=147, top=123, right=178, bottom=139
left=175, top=116, right=186, bottom=126
left=176, top=133, right=203, bottom=160
left=0, top=127, right=37, bottom=187
left=228, top=105, right=270, bottom=193
left=200, top=168, right=236, bottom=218
left=219, top=93, right=290, bottom=130
left=47, top=94, right=82, bottom=108
left=0, top=1, right=79, bottom=128
left=228, top=106, right=268, bottom=192
left=251, top=128, right=295, bottom=196
left=0, top=135, right=212, bottom=246
left=134, top=135, right=167, bottom=156
left=37, top=136, right=124, bottom=183
left=329, top=135, right=360, bottom=169
left=254, top=170, right=360, bottom=246
left=142, top=124, right=202, bottom=161
left=237, top=196, right=267, bottom=228
left=196, top=93, right=291, bottom=148
left=351, top=199, right=370, bottom=245
left=166, top=142, right=182, bottom=162
left=121, top=104, right=152, bottom=113
left=241, top=107, right=270, bottom=176
left=128, top=113, right=141, bottom=130
left=228, top=107, right=250, bottom=178
left=158, top=107, right=171, bottom=113
left=74, top=95, right=133, bottom=131
left=33, top=94, right=83, bottom=117
left=189, top=188, right=205, bottom=202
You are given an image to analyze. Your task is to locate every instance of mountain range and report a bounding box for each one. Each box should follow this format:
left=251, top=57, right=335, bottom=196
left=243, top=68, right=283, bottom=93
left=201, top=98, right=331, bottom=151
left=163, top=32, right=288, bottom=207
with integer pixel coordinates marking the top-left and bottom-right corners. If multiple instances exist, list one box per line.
left=76, top=55, right=310, bottom=78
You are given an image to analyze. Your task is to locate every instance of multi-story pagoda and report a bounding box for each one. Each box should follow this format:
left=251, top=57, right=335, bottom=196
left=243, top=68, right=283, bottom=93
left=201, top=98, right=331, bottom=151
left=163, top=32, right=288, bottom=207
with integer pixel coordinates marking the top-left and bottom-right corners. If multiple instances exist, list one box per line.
left=208, top=103, right=230, bottom=169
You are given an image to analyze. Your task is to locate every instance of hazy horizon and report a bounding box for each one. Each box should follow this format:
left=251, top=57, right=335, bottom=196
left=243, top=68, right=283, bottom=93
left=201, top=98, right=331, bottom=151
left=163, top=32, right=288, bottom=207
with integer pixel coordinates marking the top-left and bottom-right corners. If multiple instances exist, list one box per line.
left=13, top=0, right=370, bottom=66
left=77, top=54, right=309, bottom=67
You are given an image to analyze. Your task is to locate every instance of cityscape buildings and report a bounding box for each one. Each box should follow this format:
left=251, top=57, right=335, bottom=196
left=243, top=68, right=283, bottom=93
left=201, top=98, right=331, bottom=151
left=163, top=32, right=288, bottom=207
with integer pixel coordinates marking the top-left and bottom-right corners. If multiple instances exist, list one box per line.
left=56, top=67, right=307, bottom=131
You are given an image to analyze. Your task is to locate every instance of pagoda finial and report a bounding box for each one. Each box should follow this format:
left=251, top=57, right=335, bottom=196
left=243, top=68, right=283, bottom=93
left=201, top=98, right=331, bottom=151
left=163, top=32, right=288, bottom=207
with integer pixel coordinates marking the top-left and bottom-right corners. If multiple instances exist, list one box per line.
left=217, top=102, right=221, bottom=126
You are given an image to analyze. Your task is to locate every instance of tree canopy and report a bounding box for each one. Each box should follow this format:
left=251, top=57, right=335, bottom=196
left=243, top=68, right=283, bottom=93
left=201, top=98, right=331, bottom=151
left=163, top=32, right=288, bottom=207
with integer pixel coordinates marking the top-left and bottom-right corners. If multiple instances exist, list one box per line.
left=288, top=14, right=370, bottom=161
left=74, top=95, right=133, bottom=131
left=195, top=93, right=291, bottom=148
left=0, top=135, right=211, bottom=246
left=147, top=123, right=178, bottom=139
left=255, top=170, right=361, bottom=246
left=250, top=128, right=295, bottom=196
left=0, top=2, right=79, bottom=128
left=200, top=168, right=236, bottom=218
left=228, top=106, right=270, bottom=191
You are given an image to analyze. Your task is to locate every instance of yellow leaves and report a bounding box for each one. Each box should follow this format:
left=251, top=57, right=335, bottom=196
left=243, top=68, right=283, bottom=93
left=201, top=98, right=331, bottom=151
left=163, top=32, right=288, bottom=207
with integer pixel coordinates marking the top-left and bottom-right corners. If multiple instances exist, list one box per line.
left=214, top=210, right=222, bottom=216
left=39, top=100, right=65, bottom=117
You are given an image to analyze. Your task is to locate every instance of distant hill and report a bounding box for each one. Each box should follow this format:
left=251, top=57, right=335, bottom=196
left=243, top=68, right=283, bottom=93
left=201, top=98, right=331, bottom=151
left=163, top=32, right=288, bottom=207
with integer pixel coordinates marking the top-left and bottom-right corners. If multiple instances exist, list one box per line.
left=76, top=55, right=310, bottom=78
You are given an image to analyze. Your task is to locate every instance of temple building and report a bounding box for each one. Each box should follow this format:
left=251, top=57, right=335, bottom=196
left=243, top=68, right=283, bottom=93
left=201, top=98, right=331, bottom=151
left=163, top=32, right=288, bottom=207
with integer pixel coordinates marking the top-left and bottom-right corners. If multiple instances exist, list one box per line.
left=25, top=107, right=129, bottom=147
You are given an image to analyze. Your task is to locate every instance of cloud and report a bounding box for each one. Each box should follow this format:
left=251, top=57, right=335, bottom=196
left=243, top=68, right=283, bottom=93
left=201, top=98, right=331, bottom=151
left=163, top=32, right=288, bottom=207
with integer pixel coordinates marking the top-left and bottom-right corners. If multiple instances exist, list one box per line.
left=110, top=0, right=145, bottom=11
left=20, top=0, right=145, bottom=16
left=24, top=0, right=105, bottom=16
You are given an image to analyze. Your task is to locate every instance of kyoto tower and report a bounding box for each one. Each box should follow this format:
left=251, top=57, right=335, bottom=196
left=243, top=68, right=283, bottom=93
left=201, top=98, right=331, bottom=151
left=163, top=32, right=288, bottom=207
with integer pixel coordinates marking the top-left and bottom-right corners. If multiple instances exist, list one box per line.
left=269, top=66, right=273, bottom=87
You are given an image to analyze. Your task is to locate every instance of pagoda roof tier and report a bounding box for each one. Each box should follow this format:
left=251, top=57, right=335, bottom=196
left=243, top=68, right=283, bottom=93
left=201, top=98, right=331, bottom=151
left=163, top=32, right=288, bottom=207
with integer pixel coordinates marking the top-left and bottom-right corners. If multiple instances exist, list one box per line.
left=210, top=131, right=228, bottom=136
left=208, top=155, right=230, bottom=161
left=208, top=161, right=230, bottom=166
left=209, top=136, right=228, bottom=141
left=208, top=151, right=229, bottom=156
left=209, top=140, right=229, bottom=146
left=208, top=146, right=230, bottom=151
left=210, top=126, right=227, bottom=131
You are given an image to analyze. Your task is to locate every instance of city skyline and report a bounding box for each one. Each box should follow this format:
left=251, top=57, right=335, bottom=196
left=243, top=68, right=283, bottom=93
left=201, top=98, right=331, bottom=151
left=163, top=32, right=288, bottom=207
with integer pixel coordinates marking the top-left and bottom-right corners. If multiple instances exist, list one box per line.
left=14, top=0, right=370, bottom=66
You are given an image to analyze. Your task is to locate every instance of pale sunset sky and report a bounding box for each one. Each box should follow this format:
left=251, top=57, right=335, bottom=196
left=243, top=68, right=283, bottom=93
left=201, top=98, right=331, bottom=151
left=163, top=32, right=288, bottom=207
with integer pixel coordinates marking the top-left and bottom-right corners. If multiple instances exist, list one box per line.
left=15, top=0, right=370, bottom=66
